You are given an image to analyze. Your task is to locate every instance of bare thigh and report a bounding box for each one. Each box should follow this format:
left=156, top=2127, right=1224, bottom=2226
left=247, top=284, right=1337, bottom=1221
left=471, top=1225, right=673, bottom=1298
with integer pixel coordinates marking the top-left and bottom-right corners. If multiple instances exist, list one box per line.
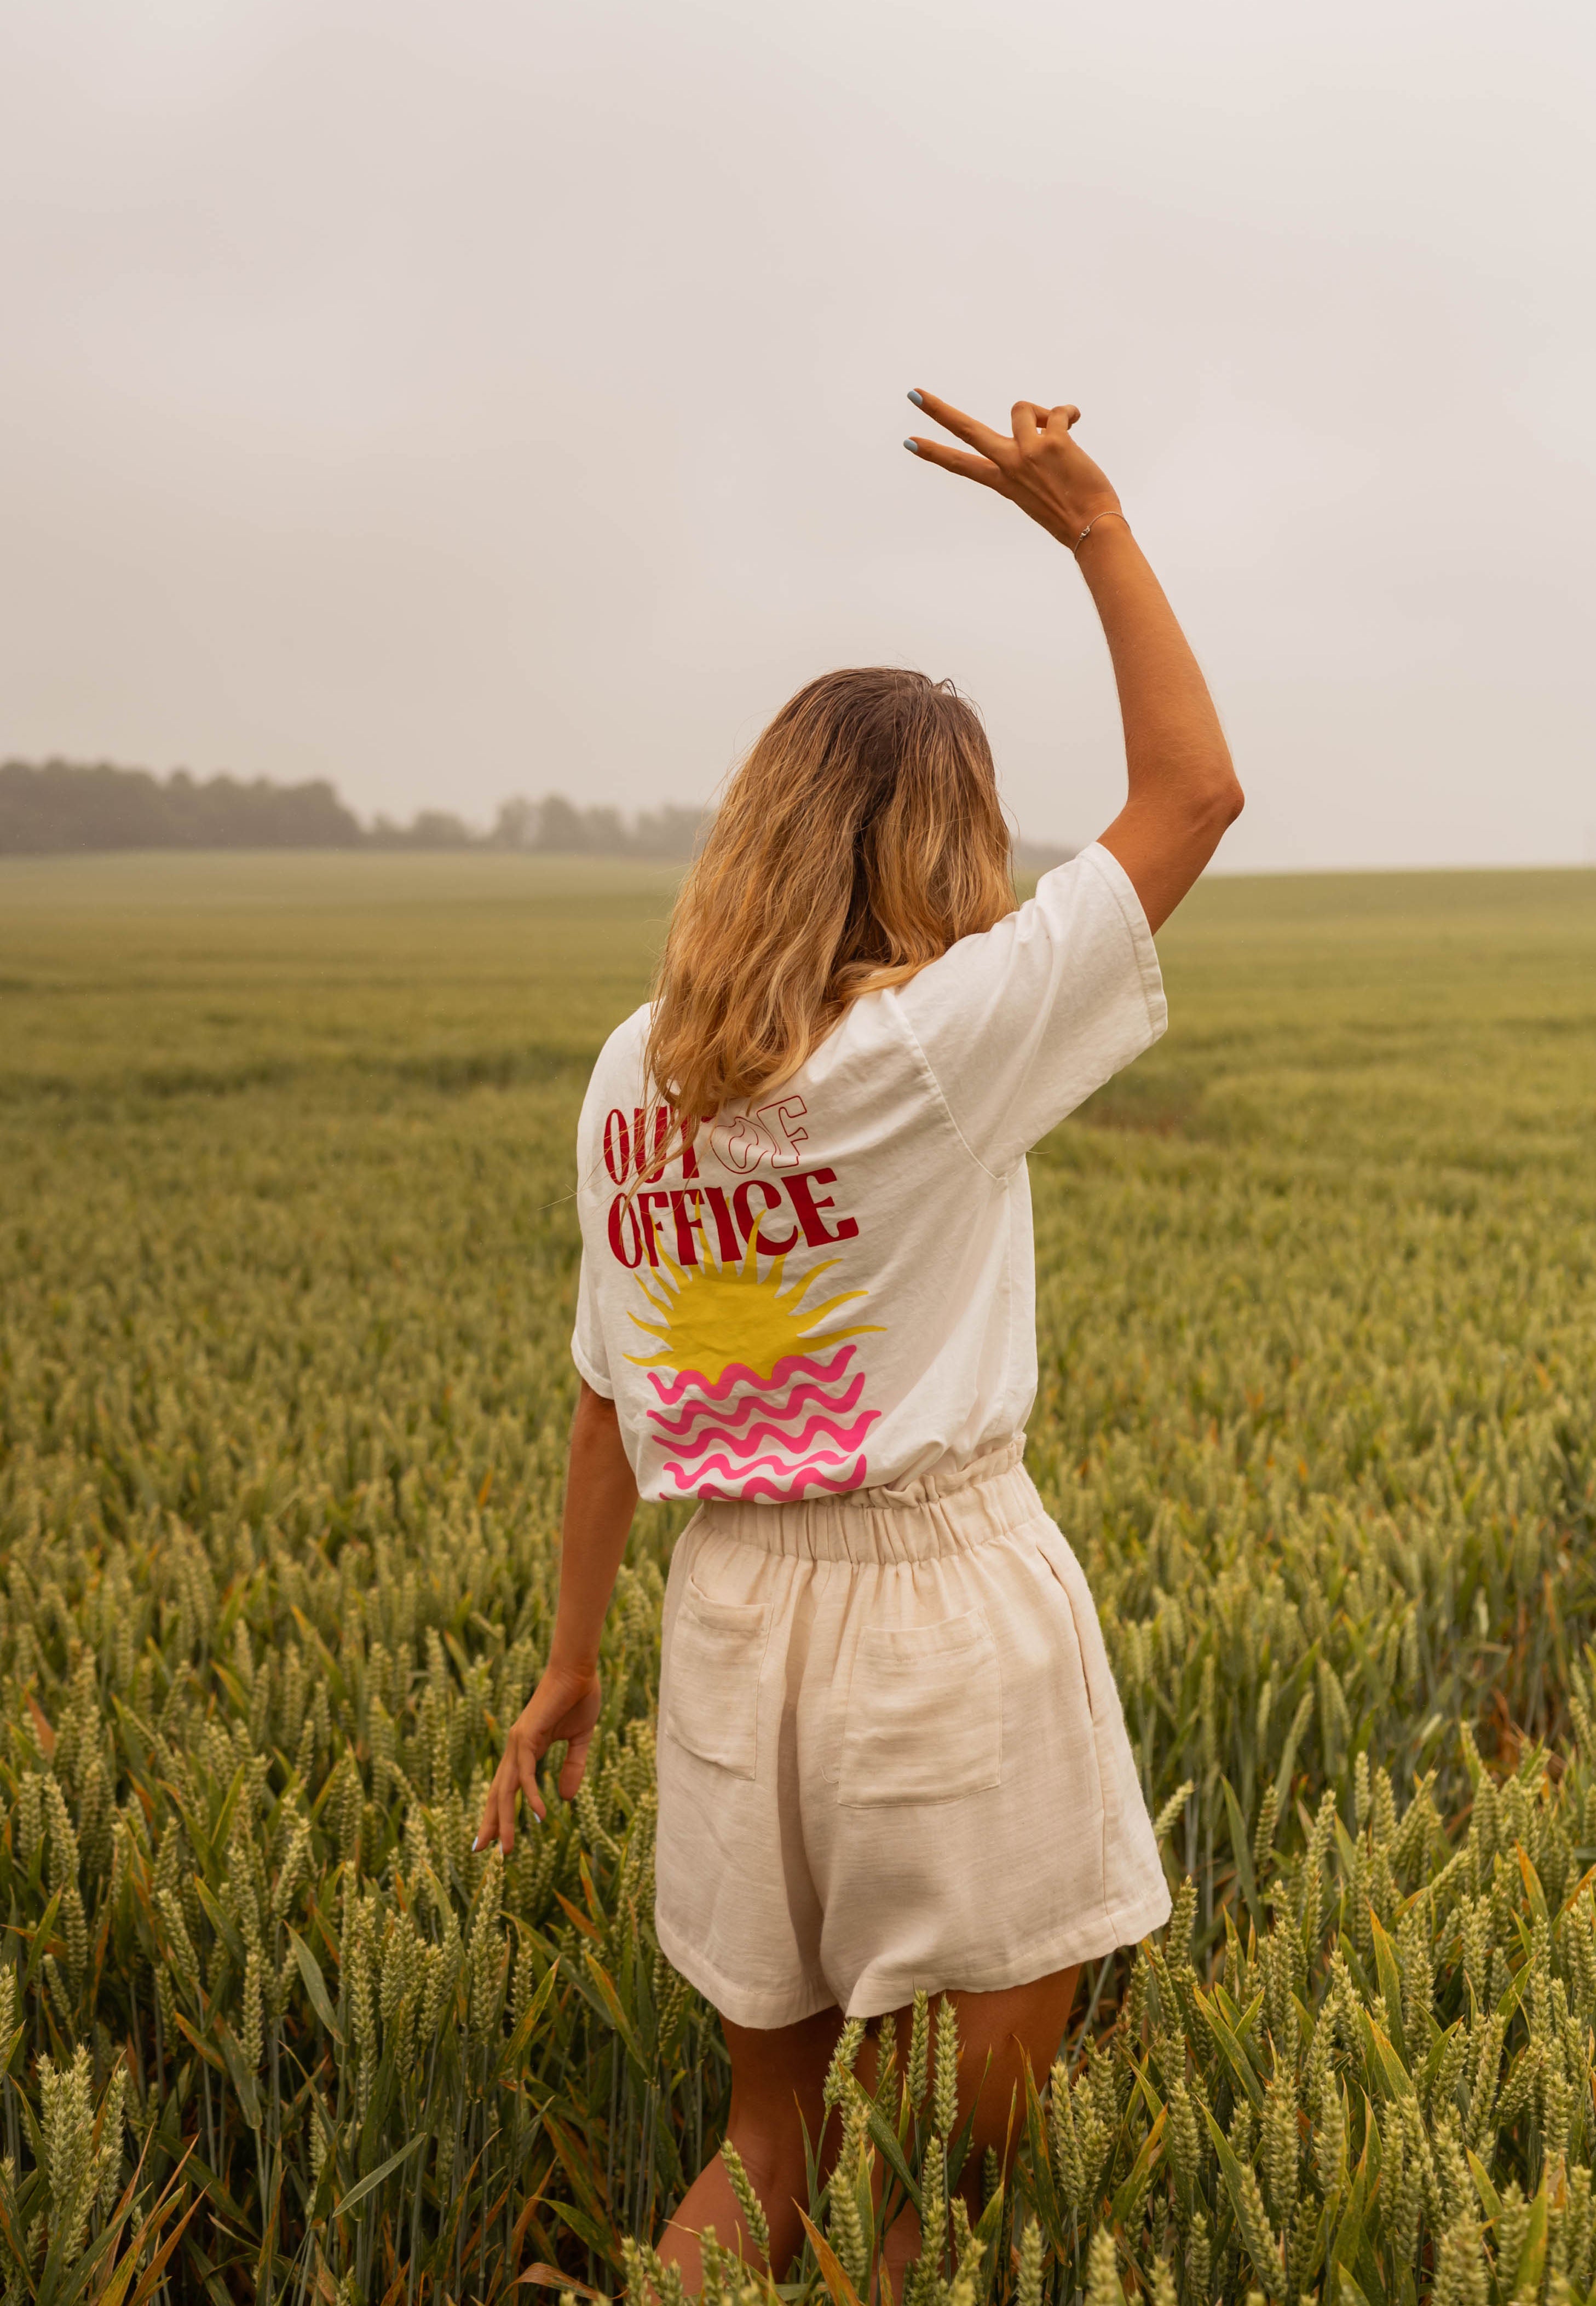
left=861, top=1967, right=1082, bottom=2283
left=866, top=1969, right=1081, bottom=2185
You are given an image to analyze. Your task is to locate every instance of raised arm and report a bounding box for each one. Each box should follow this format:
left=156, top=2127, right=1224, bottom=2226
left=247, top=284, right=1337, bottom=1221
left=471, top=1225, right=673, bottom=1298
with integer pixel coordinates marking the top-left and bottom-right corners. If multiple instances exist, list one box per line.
left=904, top=390, right=1243, bottom=932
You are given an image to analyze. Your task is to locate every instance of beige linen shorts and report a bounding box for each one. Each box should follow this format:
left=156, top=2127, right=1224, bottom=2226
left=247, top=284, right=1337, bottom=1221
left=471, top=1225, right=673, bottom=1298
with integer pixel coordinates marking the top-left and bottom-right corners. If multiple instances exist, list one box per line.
left=653, top=1437, right=1172, bottom=2028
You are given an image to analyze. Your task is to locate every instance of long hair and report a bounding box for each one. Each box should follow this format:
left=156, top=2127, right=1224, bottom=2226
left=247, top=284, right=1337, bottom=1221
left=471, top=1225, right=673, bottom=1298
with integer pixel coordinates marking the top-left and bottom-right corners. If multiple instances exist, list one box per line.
left=643, top=667, right=1015, bottom=1145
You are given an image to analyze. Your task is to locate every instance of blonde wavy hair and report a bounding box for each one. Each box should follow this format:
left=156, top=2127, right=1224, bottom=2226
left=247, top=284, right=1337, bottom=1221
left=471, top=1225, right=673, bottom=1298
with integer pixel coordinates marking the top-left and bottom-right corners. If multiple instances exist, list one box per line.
left=643, top=667, right=1015, bottom=1148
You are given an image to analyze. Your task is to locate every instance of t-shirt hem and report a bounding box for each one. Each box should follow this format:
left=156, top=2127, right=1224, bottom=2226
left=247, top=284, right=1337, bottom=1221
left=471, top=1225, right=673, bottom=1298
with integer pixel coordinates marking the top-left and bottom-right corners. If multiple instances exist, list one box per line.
left=1076, top=841, right=1168, bottom=1044
left=569, top=1335, right=615, bottom=1399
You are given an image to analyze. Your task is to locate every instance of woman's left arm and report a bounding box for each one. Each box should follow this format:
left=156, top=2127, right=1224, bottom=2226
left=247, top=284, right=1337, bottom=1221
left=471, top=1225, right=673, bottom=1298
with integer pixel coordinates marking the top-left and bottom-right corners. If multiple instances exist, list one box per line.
left=475, top=1380, right=638, bottom=1853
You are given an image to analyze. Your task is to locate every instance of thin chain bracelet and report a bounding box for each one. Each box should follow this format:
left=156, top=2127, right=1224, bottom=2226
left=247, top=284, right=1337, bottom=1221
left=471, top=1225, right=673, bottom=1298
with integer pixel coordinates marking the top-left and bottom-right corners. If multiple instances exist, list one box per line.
left=1074, top=508, right=1130, bottom=554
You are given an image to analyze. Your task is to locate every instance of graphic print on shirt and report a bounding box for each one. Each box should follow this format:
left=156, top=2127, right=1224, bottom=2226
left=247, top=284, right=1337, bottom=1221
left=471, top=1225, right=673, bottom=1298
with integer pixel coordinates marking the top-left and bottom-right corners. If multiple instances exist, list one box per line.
left=601, top=1096, right=883, bottom=1501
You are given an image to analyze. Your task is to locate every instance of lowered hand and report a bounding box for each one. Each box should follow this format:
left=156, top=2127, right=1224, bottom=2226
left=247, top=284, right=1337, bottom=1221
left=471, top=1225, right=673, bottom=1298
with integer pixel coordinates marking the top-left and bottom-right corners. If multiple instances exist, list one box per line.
left=475, top=1661, right=602, bottom=1853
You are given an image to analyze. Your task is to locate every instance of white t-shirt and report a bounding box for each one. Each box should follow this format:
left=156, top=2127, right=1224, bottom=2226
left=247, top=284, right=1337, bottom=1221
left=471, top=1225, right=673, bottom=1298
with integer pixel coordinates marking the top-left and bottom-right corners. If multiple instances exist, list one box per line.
left=571, top=840, right=1166, bottom=1503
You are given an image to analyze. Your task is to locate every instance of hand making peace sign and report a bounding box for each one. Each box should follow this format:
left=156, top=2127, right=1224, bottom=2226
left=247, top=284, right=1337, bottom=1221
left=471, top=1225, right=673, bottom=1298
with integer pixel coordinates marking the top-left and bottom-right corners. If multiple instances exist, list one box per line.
left=903, top=389, right=1124, bottom=556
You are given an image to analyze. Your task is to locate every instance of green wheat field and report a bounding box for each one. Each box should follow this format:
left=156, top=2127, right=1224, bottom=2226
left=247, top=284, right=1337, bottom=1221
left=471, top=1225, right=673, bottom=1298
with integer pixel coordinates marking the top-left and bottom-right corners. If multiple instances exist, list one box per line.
left=2, top=851, right=1594, bottom=2306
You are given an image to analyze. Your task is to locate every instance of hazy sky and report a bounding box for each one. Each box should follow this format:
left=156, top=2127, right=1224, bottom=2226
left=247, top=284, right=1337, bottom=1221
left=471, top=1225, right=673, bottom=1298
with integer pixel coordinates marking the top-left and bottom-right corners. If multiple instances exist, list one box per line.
left=3, top=0, right=1593, bottom=868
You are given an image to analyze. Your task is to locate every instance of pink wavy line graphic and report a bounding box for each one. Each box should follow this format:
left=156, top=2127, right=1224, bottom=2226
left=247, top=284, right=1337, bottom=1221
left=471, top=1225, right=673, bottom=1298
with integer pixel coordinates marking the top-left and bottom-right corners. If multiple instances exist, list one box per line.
left=666, top=1444, right=850, bottom=1481
left=645, top=1337, right=877, bottom=1502
left=644, top=1345, right=856, bottom=1405
left=647, top=1370, right=866, bottom=1442
left=740, top=1460, right=868, bottom=1500
left=666, top=1452, right=871, bottom=1501
left=664, top=1410, right=879, bottom=1467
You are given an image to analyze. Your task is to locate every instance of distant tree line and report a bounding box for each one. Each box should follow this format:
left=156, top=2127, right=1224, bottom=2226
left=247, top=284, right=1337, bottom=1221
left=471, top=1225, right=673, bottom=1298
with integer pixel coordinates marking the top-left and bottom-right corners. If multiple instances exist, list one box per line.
left=485, top=795, right=710, bottom=858
left=0, top=758, right=1070, bottom=872
left=0, top=760, right=366, bottom=852
left=0, top=762, right=710, bottom=859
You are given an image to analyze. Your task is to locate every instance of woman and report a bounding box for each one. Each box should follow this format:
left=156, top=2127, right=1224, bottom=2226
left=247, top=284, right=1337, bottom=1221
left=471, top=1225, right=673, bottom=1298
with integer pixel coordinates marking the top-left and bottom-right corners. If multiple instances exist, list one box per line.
left=477, top=389, right=1242, bottom=2282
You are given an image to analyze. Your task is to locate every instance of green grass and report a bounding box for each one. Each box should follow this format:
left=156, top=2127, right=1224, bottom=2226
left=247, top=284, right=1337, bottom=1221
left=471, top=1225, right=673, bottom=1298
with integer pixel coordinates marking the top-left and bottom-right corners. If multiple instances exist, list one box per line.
left=2, top=851, right=1595, bottom=2304
left=0, top=851, right=677, bottom=1094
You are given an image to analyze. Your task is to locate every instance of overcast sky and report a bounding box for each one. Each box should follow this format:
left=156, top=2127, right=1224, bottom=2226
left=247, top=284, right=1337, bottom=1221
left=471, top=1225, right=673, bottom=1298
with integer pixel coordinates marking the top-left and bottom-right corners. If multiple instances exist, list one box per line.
left=2, top=0, right=1593, bottom=868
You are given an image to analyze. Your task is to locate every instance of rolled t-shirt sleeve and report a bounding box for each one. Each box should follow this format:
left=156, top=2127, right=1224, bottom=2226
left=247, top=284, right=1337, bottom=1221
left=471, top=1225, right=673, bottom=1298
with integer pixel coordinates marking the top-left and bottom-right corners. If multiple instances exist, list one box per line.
left=571, top=1249, right=615, bottom=1397
left=898, top=840, right=1168, bottom=1175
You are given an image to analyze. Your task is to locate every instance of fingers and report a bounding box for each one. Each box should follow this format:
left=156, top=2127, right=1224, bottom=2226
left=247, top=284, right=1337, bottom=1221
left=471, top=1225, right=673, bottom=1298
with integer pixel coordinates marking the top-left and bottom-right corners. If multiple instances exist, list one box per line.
left=907, top=387, right=1013, bottom=463
left=558, top=1724, right=596, bottom=1799
left=474, top=1780, right=500, bottom=1855
left=474, top=1738, right=548, bottom=1855
left=516, top=1741, right=548, bottom=1829
left=906, top=389, right=1082, bottom=478
left=1021, top=401, right=1082, bottom=444
left=905, top=437, right=1006, bottom=491
left=475, top=1765, right=514, bottom=1854
left=472, top=1671, right=604, bottom=1852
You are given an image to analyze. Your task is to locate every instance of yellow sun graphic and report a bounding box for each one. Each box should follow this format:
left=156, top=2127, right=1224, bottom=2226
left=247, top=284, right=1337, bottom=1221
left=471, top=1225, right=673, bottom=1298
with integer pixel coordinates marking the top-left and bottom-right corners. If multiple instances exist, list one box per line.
left=626, top=1233, right=881, bottom=1386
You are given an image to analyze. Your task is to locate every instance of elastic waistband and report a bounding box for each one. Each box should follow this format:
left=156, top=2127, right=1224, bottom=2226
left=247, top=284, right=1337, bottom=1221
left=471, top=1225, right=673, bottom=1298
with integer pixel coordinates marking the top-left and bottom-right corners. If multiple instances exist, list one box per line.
left=690, top=1436, right=1044, bottom=1563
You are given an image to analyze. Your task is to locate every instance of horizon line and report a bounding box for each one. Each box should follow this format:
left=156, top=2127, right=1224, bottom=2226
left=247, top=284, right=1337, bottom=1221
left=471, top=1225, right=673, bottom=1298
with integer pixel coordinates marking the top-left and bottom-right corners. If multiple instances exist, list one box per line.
left=0, top=845, right=1591, bottom=880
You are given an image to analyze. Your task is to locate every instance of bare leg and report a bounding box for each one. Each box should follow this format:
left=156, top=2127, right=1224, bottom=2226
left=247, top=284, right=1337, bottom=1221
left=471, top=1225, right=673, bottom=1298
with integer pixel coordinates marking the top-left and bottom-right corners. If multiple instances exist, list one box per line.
left=657, top=1967, right=1080, bottom=2292
left=659, top=2005, right=844, bottom=2287
left=869, top=1967, right=1082, bottom=2293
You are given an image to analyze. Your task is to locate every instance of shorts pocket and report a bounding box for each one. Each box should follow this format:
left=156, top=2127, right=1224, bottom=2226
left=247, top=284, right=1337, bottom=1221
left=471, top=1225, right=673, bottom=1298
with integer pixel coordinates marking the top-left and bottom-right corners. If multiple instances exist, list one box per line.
left=663, top=1580, right=773, bottom=1780
left=838, top=1609, right=1001, bottom=1808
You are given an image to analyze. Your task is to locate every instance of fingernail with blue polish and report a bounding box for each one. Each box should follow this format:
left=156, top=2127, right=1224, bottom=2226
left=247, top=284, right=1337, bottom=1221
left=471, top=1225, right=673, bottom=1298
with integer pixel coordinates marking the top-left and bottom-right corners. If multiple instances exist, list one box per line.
left=903, top=439, right=920, bottom=454
left=907, top=390, right=924, bottom=407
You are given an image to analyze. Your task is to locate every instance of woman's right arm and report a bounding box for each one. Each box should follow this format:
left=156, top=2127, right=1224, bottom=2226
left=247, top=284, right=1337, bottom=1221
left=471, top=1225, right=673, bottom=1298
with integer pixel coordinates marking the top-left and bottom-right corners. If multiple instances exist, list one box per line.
left=904, top=390, right=1243, bottom=931
left=475, top=1379, right=638, bottom=1854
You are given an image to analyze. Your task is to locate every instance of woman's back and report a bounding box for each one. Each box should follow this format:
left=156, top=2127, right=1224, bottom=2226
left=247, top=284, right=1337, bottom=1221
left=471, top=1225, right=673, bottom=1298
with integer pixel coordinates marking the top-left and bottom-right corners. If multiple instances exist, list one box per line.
left=575, top=839, right=1165, bottom=1501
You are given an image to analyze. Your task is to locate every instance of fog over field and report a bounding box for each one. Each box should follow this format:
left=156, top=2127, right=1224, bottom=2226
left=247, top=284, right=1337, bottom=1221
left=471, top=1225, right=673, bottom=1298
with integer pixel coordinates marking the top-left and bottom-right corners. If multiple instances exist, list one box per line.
left=1, top=0, right=1593, bottom=869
